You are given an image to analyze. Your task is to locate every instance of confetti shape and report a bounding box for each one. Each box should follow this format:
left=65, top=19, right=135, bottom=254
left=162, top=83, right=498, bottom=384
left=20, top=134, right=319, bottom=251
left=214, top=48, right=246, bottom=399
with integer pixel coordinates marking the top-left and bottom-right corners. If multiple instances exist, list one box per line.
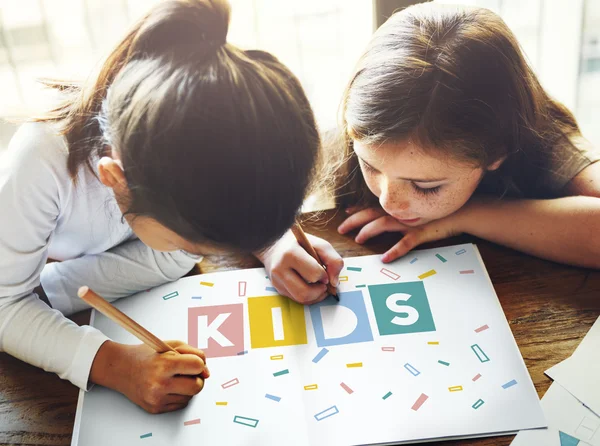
left=340, top=382, right=353, bottom=394
left=162, top=291, right=178, bottom=301
left=471, top=344, right=490, bottom=363
left=221, top=378, right=240, bottom=389
left=312, top=348, right=329, bottom=363
left=314, top=405, right=339, bottom=421
left=380, top=268, right=400, bottom=280
left=502, top=379, right=518, bottom=389
left=418, top=270, right=437, bottom=280
left=184, top=419, right=201, bottom=426
left=472, top=399, right=485, bottom=409
left=411, top=393, right=429, bottom=411
left=404, top=363, right=420, bottom=376
left=233, top=416, right=259, bottom=428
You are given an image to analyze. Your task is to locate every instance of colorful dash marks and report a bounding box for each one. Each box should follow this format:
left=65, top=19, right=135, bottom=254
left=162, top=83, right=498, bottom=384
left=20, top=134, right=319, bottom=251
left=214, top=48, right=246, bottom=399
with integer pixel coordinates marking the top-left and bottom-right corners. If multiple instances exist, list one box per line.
left=355, top=284, right=366, bottom=288
left=410, top=257, right=418, bottom=264
left=265, top=286, right=277, bottom=292
left=273, top=369, right=289, bottom=377
left=270, top=354, right=284, bottom=360
left=221, top=378, right=239, bottom=389
left=216, top=402, right=228, bottom=406
left=404, top=363, right=421, bottom=376
left=339, top=276, right=349, bottom=282
left=448, top=386, right=463, bottom=392
left=456, top=248, right=467, bottom=255
left=340, top=382, right=354, bottom=394
left=238, top=281, right=246, bottom=297
left=502, top=379, right=518, bottom=389
left=475, top=324, right=489, bottom=333
left=411, top=393, right=429, bottom=411
left=435, top=253, right=447, bottom=263
left=265, top=394, right=281, bottom=402
left=460, top=270, right=475, bottom=274
left=418, top=269, right=436, bottom=280
left=438, top=360, right=450, bottom=367
left=471, top=344, right=490, bottom=363
left=381, top=346, right=395, bottom=352
left=346, top=362, right=363, bottom=368
left=314, top=405, right=339, bottom=421
left=140, top=433, right=152, bottom=439
left=472, top=399, right=485, bottom=410
left=380, top=268, right=400, bottom=280
left=382, top=391, right=393, bottom=400
left=472, top=373, right=482, bottom=382
left=236, top=350, right=248, bottom=356
left=162, top=291, right=178, bottom=301
left=233, top=416, right=259, bottom=428
left=304, top=384, right=318, bottom=391
left=200, top=281, right=214, bottom=287
left=427, top=341, right=439, bottom=345
left=347, top=267, right=362, bottom=272
left=312, top=348, right=329, bottom=364
left=183, top=419, right=201, bottom=426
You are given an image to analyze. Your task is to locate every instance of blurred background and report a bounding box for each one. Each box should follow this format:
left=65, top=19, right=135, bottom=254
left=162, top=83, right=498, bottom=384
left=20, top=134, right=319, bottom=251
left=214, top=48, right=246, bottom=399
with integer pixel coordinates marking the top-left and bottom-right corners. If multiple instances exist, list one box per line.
left=0, top=0, right=598, bottom=153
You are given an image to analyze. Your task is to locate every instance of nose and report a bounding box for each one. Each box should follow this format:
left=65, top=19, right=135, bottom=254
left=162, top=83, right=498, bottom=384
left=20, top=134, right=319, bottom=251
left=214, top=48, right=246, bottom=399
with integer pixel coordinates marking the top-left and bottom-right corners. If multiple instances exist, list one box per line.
left=378, top=180, right=409, bottom=215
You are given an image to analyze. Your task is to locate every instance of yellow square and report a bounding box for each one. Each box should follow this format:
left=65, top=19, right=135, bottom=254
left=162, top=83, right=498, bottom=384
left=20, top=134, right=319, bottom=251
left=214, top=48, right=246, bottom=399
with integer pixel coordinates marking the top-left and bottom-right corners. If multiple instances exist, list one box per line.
left=248, top=295, right=308, bottom=348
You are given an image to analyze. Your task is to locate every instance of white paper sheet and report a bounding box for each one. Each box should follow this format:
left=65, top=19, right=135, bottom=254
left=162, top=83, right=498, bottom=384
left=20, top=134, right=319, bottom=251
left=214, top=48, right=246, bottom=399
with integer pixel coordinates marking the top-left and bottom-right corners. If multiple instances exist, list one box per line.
left=511, top=382, right=599, bottom=446
left=546, top=317, right=600, bottom=417
left=72, top=243, right=545, bottom=445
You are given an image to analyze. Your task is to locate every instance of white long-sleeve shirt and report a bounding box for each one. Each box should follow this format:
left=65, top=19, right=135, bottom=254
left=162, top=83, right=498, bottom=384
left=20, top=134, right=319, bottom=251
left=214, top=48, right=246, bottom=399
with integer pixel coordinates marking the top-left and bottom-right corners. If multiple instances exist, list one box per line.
left=0, top=123, right=199, bottom=390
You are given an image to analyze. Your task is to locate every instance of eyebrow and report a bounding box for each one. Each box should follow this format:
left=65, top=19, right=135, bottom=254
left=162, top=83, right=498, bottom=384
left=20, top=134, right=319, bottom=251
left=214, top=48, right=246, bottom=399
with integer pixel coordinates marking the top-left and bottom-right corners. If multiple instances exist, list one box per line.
left=359, top=157, right=448, bottom=183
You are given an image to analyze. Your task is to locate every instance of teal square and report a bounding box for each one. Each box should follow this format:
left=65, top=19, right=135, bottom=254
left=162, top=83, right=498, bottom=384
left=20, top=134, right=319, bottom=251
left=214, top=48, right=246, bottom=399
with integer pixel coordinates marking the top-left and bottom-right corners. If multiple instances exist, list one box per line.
left=368, top=282, right=436, bottom=336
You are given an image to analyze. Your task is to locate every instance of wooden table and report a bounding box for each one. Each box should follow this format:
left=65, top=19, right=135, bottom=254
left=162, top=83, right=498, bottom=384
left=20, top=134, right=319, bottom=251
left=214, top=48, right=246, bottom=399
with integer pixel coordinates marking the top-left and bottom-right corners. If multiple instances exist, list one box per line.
left=1, top=209, right=599, bottom=446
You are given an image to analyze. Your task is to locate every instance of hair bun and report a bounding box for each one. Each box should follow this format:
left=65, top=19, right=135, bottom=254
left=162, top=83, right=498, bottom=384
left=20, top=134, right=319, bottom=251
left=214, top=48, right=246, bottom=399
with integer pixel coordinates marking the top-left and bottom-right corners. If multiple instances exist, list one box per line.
left=134, top=0, right=231, bottom=55
left=189, top=0, right=230, bottom=44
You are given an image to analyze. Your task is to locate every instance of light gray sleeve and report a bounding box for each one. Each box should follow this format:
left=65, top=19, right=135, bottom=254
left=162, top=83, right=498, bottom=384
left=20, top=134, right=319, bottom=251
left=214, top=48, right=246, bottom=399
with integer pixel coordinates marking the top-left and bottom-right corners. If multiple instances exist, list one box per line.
left=42, top=241, right=200, bottom=315
left=0, top=123, right=109, bottom=391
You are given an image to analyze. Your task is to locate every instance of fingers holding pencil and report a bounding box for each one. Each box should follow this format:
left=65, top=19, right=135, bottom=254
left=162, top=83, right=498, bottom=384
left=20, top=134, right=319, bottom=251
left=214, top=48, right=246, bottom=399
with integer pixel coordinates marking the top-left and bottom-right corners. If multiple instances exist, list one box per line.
left=80, top=286, right=210, bottom=414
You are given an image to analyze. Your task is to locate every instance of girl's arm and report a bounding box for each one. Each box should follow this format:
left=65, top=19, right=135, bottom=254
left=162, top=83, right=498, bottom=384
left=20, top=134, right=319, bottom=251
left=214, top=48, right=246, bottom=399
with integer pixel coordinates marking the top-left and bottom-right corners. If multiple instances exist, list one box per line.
left=0, top=124, right=206, bottom=413
left=340, top=163, right=600, bottom=269
left=41, top=240, right=199, bottom=315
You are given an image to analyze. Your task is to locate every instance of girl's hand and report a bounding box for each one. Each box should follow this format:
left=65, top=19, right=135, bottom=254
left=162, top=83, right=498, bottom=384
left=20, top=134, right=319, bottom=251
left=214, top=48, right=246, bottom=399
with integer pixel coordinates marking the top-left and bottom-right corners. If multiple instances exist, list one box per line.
left=256, top=229, right=344, bottom=304
left=91, top=340, right=210, bottom=414
left=338, top=206, right=464, bottom=263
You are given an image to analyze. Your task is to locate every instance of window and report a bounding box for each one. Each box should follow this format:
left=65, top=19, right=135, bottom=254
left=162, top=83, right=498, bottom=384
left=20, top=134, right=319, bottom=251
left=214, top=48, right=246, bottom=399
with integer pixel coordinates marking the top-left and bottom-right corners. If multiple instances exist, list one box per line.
left=0, top=0, right=372, bottom=146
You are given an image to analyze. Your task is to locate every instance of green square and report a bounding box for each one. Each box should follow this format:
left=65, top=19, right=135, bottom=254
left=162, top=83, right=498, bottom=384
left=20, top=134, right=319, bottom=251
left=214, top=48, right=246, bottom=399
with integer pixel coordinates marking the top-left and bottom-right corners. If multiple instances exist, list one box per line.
left=368, top=282, right=436, bottom=336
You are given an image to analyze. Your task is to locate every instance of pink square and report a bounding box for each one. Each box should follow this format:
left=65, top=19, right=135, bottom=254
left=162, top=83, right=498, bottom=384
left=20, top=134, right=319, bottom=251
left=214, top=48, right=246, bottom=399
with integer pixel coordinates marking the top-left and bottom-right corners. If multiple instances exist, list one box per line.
left=188, top=304, right=244, bottom=358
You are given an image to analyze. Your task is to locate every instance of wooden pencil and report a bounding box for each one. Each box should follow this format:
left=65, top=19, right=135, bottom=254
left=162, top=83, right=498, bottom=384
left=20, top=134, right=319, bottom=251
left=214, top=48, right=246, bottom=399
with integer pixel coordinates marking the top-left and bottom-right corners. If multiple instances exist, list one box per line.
left=291, top=222, right=339, bottom=300
left=77, top=286, right=177, bottom=354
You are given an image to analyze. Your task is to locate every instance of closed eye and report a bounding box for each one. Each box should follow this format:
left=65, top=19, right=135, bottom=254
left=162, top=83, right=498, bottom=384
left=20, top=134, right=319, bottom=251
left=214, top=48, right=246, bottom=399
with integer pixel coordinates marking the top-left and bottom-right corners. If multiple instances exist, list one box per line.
left=412, top=183, right=442, bottom=195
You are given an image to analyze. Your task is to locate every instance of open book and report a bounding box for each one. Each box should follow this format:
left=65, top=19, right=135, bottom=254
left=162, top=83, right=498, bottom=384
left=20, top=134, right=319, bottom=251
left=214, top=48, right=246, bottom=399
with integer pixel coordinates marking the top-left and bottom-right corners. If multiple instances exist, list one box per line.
left=72, top=243, right=545, bottom=445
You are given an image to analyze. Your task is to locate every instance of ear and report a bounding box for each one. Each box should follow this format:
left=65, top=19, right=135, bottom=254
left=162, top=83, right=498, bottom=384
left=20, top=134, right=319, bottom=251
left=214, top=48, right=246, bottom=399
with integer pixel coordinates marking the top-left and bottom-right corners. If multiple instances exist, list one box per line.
left=487, top=155, right=507, bottom=172
left=97, top=156, right=128, bottom=194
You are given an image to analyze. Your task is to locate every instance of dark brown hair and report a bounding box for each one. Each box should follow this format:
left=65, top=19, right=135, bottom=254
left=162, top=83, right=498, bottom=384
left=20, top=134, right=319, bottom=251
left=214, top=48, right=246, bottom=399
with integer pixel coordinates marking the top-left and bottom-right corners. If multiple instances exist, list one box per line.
left=34, top=0, right=320, bottom=252
left=336, top=3, right=582, bottom=206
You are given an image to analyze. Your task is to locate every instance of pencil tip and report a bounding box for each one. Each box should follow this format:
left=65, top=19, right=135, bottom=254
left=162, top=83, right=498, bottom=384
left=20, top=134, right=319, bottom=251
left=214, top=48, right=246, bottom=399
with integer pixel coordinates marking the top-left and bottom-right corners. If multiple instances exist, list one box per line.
left=77, top=286, right=89, bottom=298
